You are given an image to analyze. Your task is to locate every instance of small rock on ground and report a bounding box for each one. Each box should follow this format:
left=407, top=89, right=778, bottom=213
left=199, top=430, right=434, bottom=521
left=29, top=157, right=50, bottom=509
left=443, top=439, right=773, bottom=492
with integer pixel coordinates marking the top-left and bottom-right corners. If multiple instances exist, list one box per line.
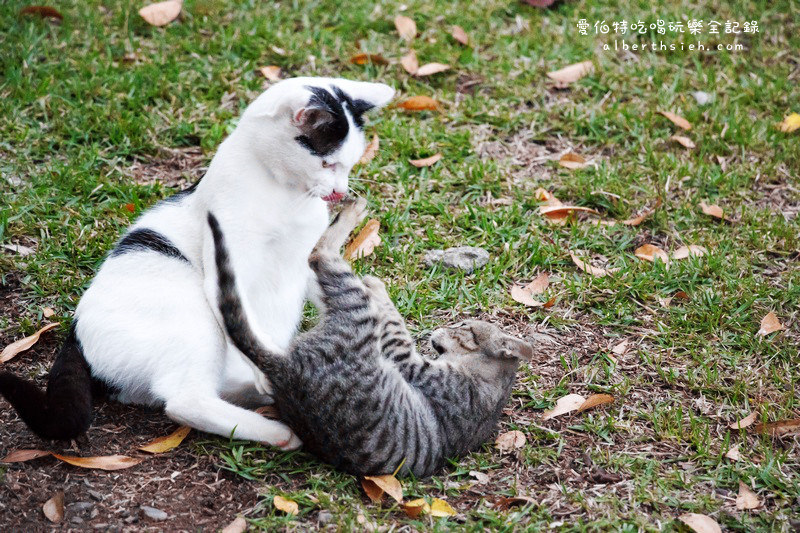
left=140, top=506, right=169, bottom=521
left=423, top=246, right=489, bottom=273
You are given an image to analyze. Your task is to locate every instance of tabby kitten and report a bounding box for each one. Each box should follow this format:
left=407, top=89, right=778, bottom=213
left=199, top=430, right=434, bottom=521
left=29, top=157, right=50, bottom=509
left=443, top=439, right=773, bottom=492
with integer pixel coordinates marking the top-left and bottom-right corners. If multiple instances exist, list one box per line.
left=209, top=199, right=533, bottom=477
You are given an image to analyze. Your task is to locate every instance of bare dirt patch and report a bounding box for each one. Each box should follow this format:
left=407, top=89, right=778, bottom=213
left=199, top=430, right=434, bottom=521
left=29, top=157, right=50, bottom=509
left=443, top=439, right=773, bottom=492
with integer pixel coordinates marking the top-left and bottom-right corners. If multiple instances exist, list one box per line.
left=125, top=147, right=207, bottom=190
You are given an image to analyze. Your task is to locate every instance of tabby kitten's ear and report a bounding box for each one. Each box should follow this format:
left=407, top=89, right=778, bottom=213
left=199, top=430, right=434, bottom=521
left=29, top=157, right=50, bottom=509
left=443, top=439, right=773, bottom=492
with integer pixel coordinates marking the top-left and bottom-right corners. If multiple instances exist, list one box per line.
left=488, top=336, right=534, bottom=361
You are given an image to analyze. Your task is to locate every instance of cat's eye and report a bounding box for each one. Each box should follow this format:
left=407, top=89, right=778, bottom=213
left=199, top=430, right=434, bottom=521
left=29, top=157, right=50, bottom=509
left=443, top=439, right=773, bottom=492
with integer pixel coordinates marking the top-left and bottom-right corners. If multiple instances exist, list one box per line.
left=322, top=160, right=336, bottom=170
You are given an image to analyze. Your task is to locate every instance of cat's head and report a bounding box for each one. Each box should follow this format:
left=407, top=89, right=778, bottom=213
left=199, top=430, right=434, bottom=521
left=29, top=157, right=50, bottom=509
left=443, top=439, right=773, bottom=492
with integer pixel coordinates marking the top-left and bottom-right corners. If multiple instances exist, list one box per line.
left=430, top=321, right=533, bottom=383
left=237, top=77, right=394, bottom=202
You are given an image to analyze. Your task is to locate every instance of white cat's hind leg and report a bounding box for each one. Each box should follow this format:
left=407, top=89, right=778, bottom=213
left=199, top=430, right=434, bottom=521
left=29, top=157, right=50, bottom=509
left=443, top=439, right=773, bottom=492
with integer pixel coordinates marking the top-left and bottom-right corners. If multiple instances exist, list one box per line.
left=164, top=392, right=301, bottom=450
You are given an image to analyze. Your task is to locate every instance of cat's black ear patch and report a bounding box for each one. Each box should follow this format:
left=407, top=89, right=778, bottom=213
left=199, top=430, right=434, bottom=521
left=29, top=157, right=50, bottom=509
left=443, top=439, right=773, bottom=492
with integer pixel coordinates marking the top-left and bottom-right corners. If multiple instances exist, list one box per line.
left=294, top=85, right=373, bottom=157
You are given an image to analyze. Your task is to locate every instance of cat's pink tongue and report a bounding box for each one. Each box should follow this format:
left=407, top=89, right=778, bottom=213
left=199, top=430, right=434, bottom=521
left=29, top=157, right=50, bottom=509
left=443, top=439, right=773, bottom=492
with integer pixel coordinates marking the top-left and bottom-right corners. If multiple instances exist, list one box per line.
left=322, top=191, right=345, bottom=203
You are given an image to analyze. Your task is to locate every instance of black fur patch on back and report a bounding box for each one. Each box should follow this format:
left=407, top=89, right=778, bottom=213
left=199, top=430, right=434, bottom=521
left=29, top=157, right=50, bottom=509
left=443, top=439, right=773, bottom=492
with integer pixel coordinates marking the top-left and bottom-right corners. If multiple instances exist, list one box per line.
left=294, top=85, right=375, bottom=157
left=111, top=228, right=189, bottom=263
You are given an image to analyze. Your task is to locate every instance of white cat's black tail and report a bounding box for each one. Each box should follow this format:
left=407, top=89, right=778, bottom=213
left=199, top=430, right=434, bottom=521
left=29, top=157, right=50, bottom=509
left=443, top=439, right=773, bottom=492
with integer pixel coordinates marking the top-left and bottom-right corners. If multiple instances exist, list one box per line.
left=0, top=323, right=94, bottom=440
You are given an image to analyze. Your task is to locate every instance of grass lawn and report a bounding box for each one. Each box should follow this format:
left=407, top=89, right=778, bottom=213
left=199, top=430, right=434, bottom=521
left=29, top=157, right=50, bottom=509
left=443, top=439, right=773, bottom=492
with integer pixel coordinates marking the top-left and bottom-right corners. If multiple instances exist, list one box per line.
left=1, top=0, right=799, bottom=530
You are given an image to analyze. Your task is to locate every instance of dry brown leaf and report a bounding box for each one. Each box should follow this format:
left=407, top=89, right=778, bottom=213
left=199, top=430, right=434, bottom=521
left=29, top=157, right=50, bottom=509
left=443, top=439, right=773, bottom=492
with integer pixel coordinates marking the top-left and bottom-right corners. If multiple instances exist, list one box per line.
left=402, top=498, right=430, bottom=518
left=670, top=135, right=696, bottom=149
left=258, top=65, right=281, bottom=82
left=546, top=60, right=594, bottom=84
left=659, top=111, right=692, bottom=130
left=494, top=495, right=538, bottom=510
left=1, top=449, right=52, bottom=463
left=362, top=474, right=403, bottom=503
left=138, top=0, right=182, bottom=27
left=634, top=244, right=669, bottom=264
left=273, top=495, right=298, bottom=515
left=415, top=63, right=450, bottom=77
left=542, top=393, right=586, bottom=420
left=344, top=219, right=381, bottom=260
left=400, top=50, right=419, bottom=74
left=611, top=340, right=628, bottom=355
left=0, top=322, right=59, bottom=364
left=20, top=5, right=63, bottom=19
left=408, top=153, right=443, bottom=168
left=622, top=198, right=661, bottom=226
left=43, top=491, right=64, bottom=523
left=729, top=412, right=757, bottom=430
left=3, top=243, right=35, bottom=256
left=699, top=201, right=732, bottom=222
left=359, top=134, right=379, bottom=165
left=577, top=393, right=614, bottom=413
left=534, top=188, right=563, bottom=207
left=51, top=453, right=143, bottom=471
left=495, top=430, right=526, bottom=452
left=221, top=516, right=248, bottom=533
left=558, top=152, right=588, bottom=169
left=570, top=253, right=618, bottom=277
left=42, top=307, right=55, bottom=318
left=469, top=470, right=490, bottom=484
left=736, top=481, right=761, bottom=510
left=753, top=418, right=800, bottom=437
left=429, top=498, right=456, bottom=517
left=724, top=444, right=741, bottom=461
left=350, top=53, right=388, bottom=66
left=394, top=15, right=417, bottom=41
left=450, top=25, right=469, bottom=45
left=672, top=245, right=707, bottom=260
left=510, top=273, right=550, bottom=307
left=361, top=478, right=385, bottom=503
left=757, top=312, right=784, bottom=336
left=139, top=426, right=191, bottom=454
left=397, top=96, right=439, bottom=111
left=778, top=112, right=800, bottom=133
left=539, top=205, right=600, bottom=220
left=679, top=513, right=722, bottom=533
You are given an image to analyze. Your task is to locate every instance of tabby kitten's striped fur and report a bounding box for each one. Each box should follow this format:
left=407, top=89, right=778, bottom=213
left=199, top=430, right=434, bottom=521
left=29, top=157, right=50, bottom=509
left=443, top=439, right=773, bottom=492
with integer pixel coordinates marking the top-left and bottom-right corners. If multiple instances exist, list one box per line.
left=209, top=199, right=533, bottom=477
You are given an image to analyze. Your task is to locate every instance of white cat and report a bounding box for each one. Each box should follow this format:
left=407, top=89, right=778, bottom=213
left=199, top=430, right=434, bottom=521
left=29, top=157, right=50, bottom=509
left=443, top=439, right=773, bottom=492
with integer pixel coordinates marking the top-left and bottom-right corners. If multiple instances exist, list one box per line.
left=0, top=77, right=395, bottom=449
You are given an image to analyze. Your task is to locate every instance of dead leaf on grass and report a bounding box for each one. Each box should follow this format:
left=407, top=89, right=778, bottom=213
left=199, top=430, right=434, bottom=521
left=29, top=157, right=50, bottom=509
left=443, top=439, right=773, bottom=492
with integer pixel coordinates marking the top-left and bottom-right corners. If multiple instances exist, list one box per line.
left=724, top=444, right=741, bottom=461
left=2, top=243, right=35, bottom=256
left=757, top=312, right=784, bottom=336
left=778, top=112, right=800, bottom=133
left=558, top=152, right=588, bottom=169
left=397, top=95, right=439, bottom=111
left=0, top=322, right=59, bottom=364
left=534, top=188, right=563, bottom=207
left=659, top=111, right=692, bottom=130
left=672, top=245, right=707, bottom=260
left=350, top=53, right=389, bottom=66
left=634, top=244, right=669, bottom=264
left=139, top=426, right=191, bottom=454
left=450, top=25, right=469, bottom=45
left=1, top=449, right=52, bottom=463
left=469, top=470, right=490, bottom=484
left=753, top=418, right=800, bottom=437
left=577, top=393, right=614, bottom=413
left=510, top=273, right=550, bottom=307
left=494, top=495, right=537, bottom=510
left=394, top=15, right=416, bottom=41
left=42, top=307, right=55, bottom=318
left=344, top=219, right=381, bottom=260
left=670, top=135, right=696, bottom=149
left=546, top=60, right=594, bottom=84
left=415, top=63, right=450, bottom=77
left=273, top=495, right=298, bottom=515
left=729, top=412, right=757, bottom=430
left=570, top=253, right=618, bottom=277
left=402, top=498, right=430, bottom=518
left=539, top=205, right=600, bottom=221
left=400, top=50, right=419, bottom=74
left=359, top=134, right=379, bottom=165
left=495, top=430, right=526, bottom=452
left=542, top=393, right=586, bottom=420
left=221, top=516, right=248, bottom=533
left=736, top=481, right=761, bottom=510
left=408, top=153, right=443, bottom=167
left=258, top=65, right=281, bottom=82
left=43, top=491, right=64, bottom=523
left=621, top=198, right=661, bottom=226
left=138, top=0, right=182, bottom=27
left=679, top=513, right=722, bottom=533
left=611, top=340, right=628, bottom=355
left=699, top=201, right=733, bottom=222
left=429, top=498, right=456, bottom=517
left=19, top=5, right=63, bottom=20
left=362, top=474, right=403, bottom=503
left=51, top=453, right=143, bottom=471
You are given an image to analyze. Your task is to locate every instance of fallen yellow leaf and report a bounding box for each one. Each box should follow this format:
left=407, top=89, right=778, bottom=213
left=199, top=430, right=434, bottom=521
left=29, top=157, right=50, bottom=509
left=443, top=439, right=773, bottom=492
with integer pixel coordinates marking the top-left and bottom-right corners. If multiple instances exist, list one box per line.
left=359, top=134, right=380, bottom=165
left=394, top=15, right=416, bottom=41
left=344, top=219, right=381, bottom=260
left=679, top=513, right=722, bottom=533
left=450, top=25, right=469, bottom=45
left=736, top=481, right=761, bottom=510
left=546, top=60, right=594, bottom=84
left=259, top=65, right=281, bottom=82
left=778, top=112, right=800, bottom=133
left=350, top=53, right=388, bottom=66
left=273, top=495, right=298, bottom=515
left=415, top=63, right=450, bottom=77
left=577, top=393, right=614, bottom=413
left=634, top=244, right=669, bottom=264
left=402, top=498, right=430, bottom=518
left=558, top=152, right=588, bottom=169
left=51, top=453, right=142, bottom=471
left=139, top=426, right=191, bottom=454
left=543, top=393, right=586, bottom=420
left=408, top=153, right=443, bottom=168
left=699, top=201, right=732, bottom=222
left=672, top=245, right=707, bottom=260
left=659, top=111, right=692, bottom=130
left=495, top=430, right=526, bottom=452
left=757, top=311, right=784, bottom=336
left=43, top=491, right=64, bottom=524
left=397, top=96, right=439, bottom=111
left=429, top=498, right=456, bottom=517
left=138, top=0, right=182, bottom=27
left=362, top=474, right=403, bottom=503
left=0, top=322, right=59, bottom=364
